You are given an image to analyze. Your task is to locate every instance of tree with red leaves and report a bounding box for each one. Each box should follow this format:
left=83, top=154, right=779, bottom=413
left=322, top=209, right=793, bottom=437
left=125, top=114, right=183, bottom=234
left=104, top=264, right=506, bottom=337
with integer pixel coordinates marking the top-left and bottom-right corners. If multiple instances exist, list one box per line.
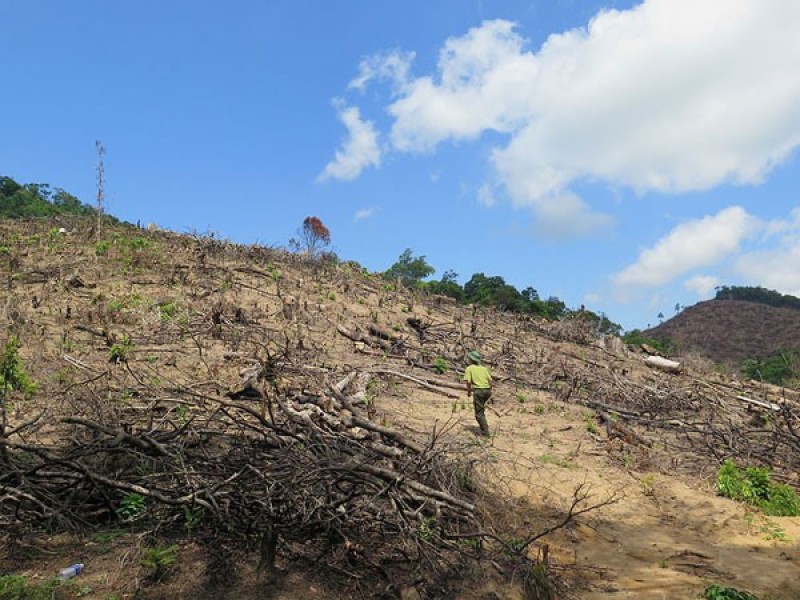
left=290, top=216, right=331, bottom=257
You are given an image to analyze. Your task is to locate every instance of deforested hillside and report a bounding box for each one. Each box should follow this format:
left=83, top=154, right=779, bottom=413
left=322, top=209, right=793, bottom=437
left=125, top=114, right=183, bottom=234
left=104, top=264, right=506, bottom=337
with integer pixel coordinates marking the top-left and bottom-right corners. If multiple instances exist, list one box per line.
left=646, top=299, right=800, bottom=367
left=1, top=216, right=800, bottom=600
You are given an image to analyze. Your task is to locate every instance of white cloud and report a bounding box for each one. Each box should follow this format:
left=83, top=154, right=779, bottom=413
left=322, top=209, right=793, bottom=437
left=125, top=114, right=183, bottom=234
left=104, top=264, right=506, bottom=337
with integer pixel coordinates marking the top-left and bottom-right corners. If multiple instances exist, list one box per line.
left=613, top=206, right=758, bottom=287
left=319, top=101, right=381, bottom=182
left=683, top=275, right=720, bottom=298
left=733, top=207, right=800, bottom=296
left=354, top=206, right=379, bottom=222
left=349, top=50, right=415, bottom=93
left=339, top=1, right=800, bottom=235
left=735, top=237, right=800, bottom=297
left=388, top=20, right=538, bottom=152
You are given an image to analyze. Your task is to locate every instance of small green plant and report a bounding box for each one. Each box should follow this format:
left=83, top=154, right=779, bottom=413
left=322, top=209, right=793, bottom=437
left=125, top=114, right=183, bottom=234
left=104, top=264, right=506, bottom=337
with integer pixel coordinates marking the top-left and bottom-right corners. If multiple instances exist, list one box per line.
left=125, top=236, right=151, bottom=251
left=92, top=529, right=125, bottom=544
left=622, top=451, right=635, bottom=470
left=503, top=536, right=527, bottom=555
left=118, top=492, right=146, bottom=520
left=183, top=506, right=204, bottom=532
left=640, top=474, right=656, bottom=496
left=95, top=240, right=111, bottom=256
left=108, top=336, right=134, bottom=364
left=141, top=544, right=179, bottom=581
left=717, top=459, right=800, bottom=516
left=516, top=393, right=526, bottom=404
left=533, top=403, right=545, bottom=415
left=703, top=583, right=760, bottom=600
left=158, top=301, right=179, bottom=321
left=416, top=518, right=436, bottom=542
left=583, top=411, right=597, bottom=434
left=265, top=262, right=281, bottom=280
left=460, top=537, right=481, bottom=552
left=1, top=335, right=37, bottom=401
left=759, top=519, right=788, bottom=542
left=432, top=356, right=449, bottom=374
left=453, top=466, right=476, bottom=492
left=327, top=291, right=337, bottom=301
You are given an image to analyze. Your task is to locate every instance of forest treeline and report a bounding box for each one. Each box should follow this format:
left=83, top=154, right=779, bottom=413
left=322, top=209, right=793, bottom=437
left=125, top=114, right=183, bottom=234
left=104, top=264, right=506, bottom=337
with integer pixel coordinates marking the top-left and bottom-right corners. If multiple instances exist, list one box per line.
left=715, top=285, right=800, bottom=311
left=383, top=248, right=622, bottom=335
left=0, top=175, right=97, bottom=219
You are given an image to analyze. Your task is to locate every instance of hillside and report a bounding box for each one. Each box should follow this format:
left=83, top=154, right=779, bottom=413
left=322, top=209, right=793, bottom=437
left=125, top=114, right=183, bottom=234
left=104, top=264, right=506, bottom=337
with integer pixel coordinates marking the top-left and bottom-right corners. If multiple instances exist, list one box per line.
left=646, top=299, right=800, bottom=367
left=1, top=216, right=799, bottom=599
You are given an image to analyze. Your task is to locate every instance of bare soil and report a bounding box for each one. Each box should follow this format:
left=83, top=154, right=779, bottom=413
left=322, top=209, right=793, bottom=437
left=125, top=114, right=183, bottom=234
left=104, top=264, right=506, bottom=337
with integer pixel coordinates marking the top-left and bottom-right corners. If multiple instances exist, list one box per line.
left=2, top=217, right=799, bottom=599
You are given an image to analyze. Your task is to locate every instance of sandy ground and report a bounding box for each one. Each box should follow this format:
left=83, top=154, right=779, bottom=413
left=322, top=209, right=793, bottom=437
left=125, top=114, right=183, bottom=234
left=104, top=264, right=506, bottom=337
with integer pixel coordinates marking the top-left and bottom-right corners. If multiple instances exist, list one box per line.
left=8, top=371, right=799, bottom=600
left=380, top=384, right=800, bottom=600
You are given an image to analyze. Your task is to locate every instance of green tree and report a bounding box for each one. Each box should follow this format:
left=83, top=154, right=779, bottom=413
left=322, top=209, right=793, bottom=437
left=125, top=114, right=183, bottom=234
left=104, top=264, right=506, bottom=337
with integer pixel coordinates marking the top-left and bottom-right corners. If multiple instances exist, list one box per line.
left=0, top=335, right=37, bottom=462
left=384, top=249, right=435, bottom=287
left=423, top=269, right=465, bottom=301
left=715, top=285, right=800, bottom=311
left=463, top=273, right=527, bottom=312
left=741, top=350, right=797, bottom=386
left=0, top=175, right=96, bottom=219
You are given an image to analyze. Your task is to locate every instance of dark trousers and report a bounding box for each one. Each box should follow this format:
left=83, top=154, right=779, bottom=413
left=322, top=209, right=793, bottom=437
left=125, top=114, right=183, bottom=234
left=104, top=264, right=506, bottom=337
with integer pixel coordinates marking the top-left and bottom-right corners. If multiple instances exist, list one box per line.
left=472, top=388, right=492, bottom=436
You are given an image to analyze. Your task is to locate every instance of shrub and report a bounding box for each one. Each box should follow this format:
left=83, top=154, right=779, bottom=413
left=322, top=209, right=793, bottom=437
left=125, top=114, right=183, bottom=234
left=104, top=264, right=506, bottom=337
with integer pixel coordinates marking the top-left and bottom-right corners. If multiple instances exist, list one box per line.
left=141, top=544, right=178, bottom=581
left=717, top=459, right=800, bottom=516
left=0, top=575, right=61, bottom=600
left=118, top=492, right=146, bottom=520
left=432, top=357, right=449, bottom=374
left=703, top=583, right=760, bottom=600
left=108, top=336, right=134, bottom=364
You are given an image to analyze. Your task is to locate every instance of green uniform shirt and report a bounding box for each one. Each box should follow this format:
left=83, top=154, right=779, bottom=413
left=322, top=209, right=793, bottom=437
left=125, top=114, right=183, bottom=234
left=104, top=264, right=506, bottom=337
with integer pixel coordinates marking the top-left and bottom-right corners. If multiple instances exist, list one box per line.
left=464, top=364, right=492, bottom=389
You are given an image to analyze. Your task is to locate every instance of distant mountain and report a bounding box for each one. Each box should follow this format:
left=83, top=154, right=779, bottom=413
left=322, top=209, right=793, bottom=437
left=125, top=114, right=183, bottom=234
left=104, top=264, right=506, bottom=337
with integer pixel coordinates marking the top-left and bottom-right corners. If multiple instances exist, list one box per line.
left=646, top=298, right=800, bottom=366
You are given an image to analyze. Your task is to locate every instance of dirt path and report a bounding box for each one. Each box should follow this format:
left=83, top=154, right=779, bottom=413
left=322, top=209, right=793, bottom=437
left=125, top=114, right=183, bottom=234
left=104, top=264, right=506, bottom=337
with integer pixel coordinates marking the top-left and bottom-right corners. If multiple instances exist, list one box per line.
left=383, top=386, right=800, bottom=599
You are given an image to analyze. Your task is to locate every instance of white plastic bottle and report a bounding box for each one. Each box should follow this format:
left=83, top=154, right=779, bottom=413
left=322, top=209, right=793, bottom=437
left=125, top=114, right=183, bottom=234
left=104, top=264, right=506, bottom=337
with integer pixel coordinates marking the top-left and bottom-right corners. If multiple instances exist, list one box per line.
left=59, top=563, right=84, bottom=580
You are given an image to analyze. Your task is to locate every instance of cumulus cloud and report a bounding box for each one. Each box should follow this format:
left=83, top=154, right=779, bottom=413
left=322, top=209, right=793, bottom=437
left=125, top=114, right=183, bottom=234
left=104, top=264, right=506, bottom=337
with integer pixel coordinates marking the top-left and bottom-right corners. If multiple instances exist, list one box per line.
left=613, top=206, right=758, bottom=287
left=388, top=20, right=538, bottom=152
left=736, top=246, right=800, bottom=297
left=353, top=206, right=380, bottom=222
left=683, top=275, right=720, bottom=298
left=319, top=102, right=381, bottom=182
left=335, top=1, right=800, bottom=235
left=730, top=207, right=800, bottom=296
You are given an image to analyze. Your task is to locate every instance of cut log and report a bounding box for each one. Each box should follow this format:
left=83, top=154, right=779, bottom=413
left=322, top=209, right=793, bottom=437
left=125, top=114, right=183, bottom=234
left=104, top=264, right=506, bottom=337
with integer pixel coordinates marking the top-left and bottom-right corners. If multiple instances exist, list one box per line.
left=367, top=324, right=400, bottom=342
left=336, top=324, right=391, bottom=352
left=735, top=395, right=781, bottom=412
left=645, top=355, right=682, bottom=374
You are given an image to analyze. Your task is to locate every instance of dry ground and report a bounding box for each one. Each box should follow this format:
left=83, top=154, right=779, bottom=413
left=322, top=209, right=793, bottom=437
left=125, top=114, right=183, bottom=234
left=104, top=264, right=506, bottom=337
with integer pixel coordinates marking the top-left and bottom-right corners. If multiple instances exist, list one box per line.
left=2, top=218, right=799, bottom=599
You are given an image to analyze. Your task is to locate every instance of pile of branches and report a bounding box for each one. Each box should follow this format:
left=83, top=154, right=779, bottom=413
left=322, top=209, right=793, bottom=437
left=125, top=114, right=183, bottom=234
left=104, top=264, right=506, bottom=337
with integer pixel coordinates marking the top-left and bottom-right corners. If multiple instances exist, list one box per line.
left=545, top=353, right=800, bottom=483
left=0, top=365, right=502, bottom=596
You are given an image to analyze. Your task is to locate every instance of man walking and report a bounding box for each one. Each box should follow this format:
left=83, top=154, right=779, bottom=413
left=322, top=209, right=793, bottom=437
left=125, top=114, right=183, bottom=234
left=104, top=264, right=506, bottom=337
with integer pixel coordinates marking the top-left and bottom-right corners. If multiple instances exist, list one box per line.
left=464, top=350, right=492, bottom=437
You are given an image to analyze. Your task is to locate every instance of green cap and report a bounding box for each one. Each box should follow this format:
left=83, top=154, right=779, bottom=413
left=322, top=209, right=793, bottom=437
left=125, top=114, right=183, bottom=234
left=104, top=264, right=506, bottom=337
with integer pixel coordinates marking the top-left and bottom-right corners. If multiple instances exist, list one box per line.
left=468, top=350, right=482, bottom=364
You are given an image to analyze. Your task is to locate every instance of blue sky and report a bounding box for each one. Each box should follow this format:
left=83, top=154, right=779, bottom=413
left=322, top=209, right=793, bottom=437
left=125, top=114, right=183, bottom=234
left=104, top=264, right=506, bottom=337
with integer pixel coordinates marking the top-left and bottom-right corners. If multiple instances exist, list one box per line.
left=3, top=0, right=800, bottom=330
